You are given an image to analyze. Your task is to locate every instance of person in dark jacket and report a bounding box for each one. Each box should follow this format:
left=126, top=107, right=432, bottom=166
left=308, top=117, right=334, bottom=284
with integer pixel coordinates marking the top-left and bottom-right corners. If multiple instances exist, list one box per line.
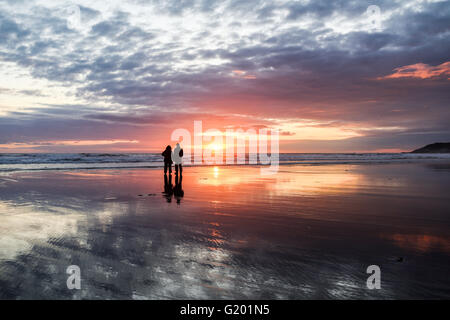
left=161, top=145, right=172, bottom=174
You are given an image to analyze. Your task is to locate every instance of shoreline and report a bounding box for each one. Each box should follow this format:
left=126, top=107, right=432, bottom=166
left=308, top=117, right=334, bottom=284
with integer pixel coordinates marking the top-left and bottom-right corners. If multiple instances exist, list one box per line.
left=1, top=157, right=450, bottom=173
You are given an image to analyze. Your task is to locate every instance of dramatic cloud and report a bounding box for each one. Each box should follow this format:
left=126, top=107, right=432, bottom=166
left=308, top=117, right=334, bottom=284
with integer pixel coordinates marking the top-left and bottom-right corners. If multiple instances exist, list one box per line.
left=379, top=62, right=450, bottom=80
left=0, top=0, right=449, bottom=152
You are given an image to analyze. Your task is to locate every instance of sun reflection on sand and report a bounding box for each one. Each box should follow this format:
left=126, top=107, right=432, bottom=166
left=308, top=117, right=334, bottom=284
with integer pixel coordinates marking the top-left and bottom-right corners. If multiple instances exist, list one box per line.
left=268, top=170, right=361, bottom=196
left=196, top=165, right=364, bottom=196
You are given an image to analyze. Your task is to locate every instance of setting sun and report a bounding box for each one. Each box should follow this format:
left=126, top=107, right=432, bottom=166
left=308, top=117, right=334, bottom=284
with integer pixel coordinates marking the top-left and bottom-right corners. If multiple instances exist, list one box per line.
left=207, top=143, right=223, bottom=151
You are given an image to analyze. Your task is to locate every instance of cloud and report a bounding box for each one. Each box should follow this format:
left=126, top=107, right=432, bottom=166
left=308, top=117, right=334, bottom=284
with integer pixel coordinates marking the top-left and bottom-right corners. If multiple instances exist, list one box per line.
left=0, top=0, right=449, bottom=151
left=0, top=13, right=30, bottom=44
left=379, top=61, right=450, bottom=80
left=0, top=139, right=138, bottom=149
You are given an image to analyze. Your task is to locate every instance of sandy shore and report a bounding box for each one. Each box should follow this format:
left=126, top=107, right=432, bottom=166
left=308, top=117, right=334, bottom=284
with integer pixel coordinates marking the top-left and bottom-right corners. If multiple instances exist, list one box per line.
left=1, top=162, right=450, bottom=299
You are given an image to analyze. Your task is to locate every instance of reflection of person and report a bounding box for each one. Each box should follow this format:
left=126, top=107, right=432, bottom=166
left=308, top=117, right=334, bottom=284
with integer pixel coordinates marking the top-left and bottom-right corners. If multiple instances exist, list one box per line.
left=161, top=145, right=172, bottom=174
left=173, top=174, right=184, bottom=204
left=173, top=143, right=183, bottom=176
left=163, top=173, right=173, bottom=202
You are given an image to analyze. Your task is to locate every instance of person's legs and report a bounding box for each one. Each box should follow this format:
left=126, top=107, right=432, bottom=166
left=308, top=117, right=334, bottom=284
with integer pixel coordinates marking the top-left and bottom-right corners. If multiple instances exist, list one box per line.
left=164, top=162, right=170, bottom=174
left=179, top=164, right=182, bottom=175
left=175, top=164, right=179, bottom=175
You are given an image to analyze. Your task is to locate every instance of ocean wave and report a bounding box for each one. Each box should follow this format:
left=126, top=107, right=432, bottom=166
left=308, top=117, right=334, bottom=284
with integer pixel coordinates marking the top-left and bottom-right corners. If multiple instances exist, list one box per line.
left=0, top=153, right=449, bottom=172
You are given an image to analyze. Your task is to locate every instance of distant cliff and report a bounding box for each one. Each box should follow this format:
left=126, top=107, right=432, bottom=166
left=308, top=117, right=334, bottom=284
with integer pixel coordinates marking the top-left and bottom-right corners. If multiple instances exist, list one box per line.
left=411, top=143, right=450, bottom=153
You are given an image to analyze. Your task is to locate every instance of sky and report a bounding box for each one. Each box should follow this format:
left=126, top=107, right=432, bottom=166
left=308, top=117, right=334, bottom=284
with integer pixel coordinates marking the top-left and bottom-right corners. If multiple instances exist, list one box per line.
left=0, top=0, right=449, bottom=153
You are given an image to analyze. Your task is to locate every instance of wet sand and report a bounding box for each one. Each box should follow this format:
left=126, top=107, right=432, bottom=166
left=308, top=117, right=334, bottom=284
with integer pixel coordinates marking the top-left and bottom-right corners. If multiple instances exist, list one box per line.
left=1, top=163, right=450, bottom=299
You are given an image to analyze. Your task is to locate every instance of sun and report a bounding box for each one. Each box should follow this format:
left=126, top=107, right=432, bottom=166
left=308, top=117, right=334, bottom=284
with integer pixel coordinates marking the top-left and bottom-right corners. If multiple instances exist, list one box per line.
left=207, top=143, right=223, bottom=151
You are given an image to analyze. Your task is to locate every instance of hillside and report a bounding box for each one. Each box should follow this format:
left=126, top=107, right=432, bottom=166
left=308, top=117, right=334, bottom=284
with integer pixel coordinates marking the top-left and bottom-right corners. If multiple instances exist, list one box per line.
left=411, top=142, right=450, bottom=153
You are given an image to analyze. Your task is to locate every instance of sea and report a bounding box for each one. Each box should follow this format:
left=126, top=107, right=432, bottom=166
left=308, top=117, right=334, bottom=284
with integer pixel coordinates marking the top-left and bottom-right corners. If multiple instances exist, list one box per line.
left=1, top=153, right=450, bottom=172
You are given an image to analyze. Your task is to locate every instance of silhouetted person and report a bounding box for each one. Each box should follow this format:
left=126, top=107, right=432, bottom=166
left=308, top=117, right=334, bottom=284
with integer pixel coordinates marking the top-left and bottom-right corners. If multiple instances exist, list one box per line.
left=163, top=173, right=173, bottom=202
left=161, top=145, right=172, bottom=174
left=173, top=174, right=184, bottom=204
left=173, top=143, right=183, bottom=176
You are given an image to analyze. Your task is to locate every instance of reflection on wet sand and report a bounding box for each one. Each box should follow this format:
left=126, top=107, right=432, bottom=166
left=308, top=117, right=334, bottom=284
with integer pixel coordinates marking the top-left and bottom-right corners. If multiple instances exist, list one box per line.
left=382, top=234, right=450, bottom=253
left=198, top=165, right=364, bottom=197
left=0, top=163, right=449, bottom=299
left=163, top=173, right=184, bottom=204
left=173, top=174, right=184, bottom=204
left=163, top=174, right=173, bottom=203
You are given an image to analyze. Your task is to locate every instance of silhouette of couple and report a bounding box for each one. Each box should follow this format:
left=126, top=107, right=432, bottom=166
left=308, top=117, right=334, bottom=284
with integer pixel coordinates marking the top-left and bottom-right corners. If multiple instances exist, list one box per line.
left=161, top=143, right=183, bottom=175
left=161, top=143, right=184, bottom=203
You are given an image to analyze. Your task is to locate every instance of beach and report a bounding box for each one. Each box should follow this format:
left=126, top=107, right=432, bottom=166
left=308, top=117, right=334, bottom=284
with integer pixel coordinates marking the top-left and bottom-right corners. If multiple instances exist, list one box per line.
left=1, top=162, right=450, bottom=299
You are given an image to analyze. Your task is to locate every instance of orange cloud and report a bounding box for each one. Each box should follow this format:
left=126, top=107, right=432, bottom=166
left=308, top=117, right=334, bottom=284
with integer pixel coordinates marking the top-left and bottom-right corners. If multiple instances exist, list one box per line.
left=0, top=140, right=139, bottom=149
left=379, top=61, right=450, bottom=80
left=231, top=70, right=256, bottom=79
left=47, top=140, right=139, bottom=146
